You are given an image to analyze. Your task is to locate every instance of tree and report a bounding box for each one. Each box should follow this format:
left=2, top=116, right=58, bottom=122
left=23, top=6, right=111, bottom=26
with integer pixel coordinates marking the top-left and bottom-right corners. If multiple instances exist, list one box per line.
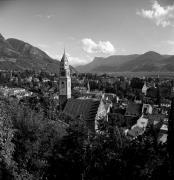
left=131, top=78, right=144, bottom=90
left=45, top=117, right=88, bottom=180
left=0, top=98, right=16, bottom=179
left=7, top=97, right=69, bottom=180
left=108, top=113, right=126, bottom=127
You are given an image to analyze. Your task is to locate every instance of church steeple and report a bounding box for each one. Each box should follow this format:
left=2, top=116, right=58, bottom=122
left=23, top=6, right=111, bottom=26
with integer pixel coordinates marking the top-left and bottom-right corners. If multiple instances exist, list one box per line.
left=60, top=49, right=70, bottom=78
left=59, top=49, right=71, bottom=110
left=61, top=48, right=68, bottom=63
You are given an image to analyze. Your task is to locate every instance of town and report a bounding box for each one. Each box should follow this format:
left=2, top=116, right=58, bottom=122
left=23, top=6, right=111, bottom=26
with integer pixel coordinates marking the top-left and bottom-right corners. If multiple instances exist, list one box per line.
left=1, top=0, right=174, bottom=178
left=0, top=50, right=174, bottom=179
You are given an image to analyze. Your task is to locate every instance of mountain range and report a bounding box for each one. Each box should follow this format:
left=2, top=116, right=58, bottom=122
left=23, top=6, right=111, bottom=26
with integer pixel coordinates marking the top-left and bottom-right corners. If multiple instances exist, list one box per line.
left=77, top=51, right=174, bottom=73
left=1, top=33, right=174, bottom=74
left=0, top=33, right=76, bottom=74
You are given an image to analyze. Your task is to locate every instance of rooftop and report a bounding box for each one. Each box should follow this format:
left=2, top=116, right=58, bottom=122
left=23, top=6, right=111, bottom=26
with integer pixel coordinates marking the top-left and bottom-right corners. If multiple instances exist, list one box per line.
left=63, top=98, right=101, bottom=122
left=125, top=102, right=142, bottom=117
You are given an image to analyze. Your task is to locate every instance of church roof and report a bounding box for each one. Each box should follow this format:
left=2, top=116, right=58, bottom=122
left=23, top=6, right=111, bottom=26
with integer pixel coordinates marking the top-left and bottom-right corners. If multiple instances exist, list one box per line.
left=63, top=98, right=100, bottom=122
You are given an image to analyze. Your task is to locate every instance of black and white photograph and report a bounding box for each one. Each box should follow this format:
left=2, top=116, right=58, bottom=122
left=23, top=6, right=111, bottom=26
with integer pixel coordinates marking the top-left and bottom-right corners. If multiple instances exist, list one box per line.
left=0, top=0, right=174, bottom=179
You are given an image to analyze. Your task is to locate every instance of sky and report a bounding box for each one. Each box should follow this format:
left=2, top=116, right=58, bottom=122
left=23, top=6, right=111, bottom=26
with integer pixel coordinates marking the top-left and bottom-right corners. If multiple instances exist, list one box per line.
left=0, top=0, right=174, bottom=66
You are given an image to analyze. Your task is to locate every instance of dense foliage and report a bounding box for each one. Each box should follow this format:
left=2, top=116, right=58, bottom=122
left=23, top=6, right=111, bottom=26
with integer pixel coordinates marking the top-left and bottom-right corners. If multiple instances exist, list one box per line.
left=0, top=97, right=172, bottom=179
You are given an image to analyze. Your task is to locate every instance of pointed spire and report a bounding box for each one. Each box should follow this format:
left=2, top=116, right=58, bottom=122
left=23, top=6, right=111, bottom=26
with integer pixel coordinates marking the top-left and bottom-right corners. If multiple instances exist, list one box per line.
left=61, top=47, right=68, bottom=63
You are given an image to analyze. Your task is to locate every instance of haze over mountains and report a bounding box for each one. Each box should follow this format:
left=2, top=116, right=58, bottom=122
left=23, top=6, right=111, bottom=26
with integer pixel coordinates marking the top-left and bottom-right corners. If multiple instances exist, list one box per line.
left=77, top=51, right=174, bottom=73
left=0, top=33, right=76, bottom=74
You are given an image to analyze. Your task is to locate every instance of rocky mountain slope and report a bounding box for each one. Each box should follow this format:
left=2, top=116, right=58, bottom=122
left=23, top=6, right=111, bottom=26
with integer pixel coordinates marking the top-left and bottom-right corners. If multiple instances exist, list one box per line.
left=0, top=33, right=76, bottom=74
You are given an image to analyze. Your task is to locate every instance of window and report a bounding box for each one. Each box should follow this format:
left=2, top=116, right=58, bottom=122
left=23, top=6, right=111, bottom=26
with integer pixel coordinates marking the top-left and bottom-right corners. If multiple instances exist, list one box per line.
left=61, top=81, right=65, bottom=88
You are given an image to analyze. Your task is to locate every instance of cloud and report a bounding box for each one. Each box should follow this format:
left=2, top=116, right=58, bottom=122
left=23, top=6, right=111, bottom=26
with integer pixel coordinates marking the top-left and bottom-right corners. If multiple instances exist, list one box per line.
left=81, top=38, right=115, bottom=54
left=66, top=53, right=92, bottom=67
left=137, top=0, right=174, bottom=27
left=56, top=52, right=91, bottom=66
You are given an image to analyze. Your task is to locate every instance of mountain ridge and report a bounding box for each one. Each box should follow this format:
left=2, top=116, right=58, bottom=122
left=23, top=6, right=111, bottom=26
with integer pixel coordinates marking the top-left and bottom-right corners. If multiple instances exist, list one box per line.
left=77, top=54, right=139, bottom=72
left=0, top=33, right=76, bottom=74
left=77, top=51, right=174, bottom=73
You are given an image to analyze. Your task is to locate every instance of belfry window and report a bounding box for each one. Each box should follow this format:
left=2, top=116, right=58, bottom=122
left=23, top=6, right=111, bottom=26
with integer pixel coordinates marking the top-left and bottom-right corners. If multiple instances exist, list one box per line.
left=61, top=81, right=65, bottom=88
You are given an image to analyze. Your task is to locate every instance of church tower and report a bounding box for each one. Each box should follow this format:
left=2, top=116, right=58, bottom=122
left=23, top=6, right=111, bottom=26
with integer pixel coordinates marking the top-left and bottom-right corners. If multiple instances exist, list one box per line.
left=59, top=49, right=71, bottom=110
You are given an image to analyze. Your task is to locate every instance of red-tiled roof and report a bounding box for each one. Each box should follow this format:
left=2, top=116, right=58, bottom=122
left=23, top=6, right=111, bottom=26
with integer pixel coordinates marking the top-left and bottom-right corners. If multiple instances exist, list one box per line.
left=63, top=98, right=100, bottom=122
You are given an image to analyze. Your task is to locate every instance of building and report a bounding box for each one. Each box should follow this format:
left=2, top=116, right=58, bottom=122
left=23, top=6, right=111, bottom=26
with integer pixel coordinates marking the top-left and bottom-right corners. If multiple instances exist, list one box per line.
left=0, top=86, right=33, bottom=99
left=142, top=104, right=153, bottom=115
left=142, top=82, right=149, bottom=96
left=102, top=93, right=117, bottom=102
left=59, top=50, right=71, bottom=110
left=58, top=50, right=110, bottom=132
left=63, top=98, right=107, bottom=132
left=124, top=101, right=153, bottom=138
left=126, top=126, right=144, bottom=139
left=125, top=102, right=142, bottom=118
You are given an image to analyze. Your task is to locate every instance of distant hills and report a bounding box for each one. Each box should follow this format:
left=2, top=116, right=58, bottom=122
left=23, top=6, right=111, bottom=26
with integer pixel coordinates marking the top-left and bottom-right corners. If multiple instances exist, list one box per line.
left=77, top=51, right=174, bottom=73
left=1, top=33, right=173, bottom=74
left=0, top=33, right=76, bottom=74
